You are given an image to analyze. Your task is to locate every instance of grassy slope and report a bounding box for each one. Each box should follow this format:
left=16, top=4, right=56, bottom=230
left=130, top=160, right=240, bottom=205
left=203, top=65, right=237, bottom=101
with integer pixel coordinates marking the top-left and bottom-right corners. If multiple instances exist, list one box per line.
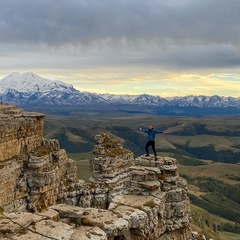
left=67, top=153, right=91, bottom=181
left=178, top=161, right=240, bottom=185
left=44, top=114, right=240, bottom=156
left=219, top=232, right=240, bottom=240
left=178, top=159, right=240, bottom=238
left=190, top=205, right=240, bottom=240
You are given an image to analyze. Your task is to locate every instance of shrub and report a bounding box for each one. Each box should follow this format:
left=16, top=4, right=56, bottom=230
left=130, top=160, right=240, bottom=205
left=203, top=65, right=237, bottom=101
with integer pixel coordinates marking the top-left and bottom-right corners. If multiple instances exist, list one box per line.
left=144, top=200, right=156, bottom=208
left=35, top=147, right=52, bottom=157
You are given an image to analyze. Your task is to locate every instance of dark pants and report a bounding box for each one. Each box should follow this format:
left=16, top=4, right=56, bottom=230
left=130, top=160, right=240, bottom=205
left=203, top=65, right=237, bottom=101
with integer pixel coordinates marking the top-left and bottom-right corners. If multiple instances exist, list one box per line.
left=145, top=141, right=157, bottom=156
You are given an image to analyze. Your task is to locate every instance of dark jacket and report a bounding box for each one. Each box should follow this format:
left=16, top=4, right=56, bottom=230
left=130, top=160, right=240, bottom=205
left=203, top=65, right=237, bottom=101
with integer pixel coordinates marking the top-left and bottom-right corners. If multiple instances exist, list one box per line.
left=140, top=128, right=163, bottom=141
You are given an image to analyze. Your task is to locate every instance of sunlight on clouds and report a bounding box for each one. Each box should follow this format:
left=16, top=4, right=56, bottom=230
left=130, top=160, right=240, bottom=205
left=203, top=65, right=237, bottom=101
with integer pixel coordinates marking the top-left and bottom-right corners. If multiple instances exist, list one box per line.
left=210, top=73, right=240, bottom=82
left=3, top=68, right=239, bottom=97
left=44, top=70, right=240, bottom=97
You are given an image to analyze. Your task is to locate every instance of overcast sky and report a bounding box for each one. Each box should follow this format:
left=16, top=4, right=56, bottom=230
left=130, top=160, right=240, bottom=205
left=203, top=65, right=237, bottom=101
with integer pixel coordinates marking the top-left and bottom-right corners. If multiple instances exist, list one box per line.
left=0, top=0, right=240, bottom=97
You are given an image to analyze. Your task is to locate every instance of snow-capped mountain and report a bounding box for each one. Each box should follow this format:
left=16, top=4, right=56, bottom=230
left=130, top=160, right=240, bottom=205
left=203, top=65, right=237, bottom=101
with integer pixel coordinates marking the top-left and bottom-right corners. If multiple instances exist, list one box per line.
left=0, top=72, right=72, bottom=94
left=0, top=72, right=240, bottom=110
left=100, top=93, right=171, bottom=106
left=168, top=95, right=240, bottom=108
left=0, top=72, right=105, bottom=105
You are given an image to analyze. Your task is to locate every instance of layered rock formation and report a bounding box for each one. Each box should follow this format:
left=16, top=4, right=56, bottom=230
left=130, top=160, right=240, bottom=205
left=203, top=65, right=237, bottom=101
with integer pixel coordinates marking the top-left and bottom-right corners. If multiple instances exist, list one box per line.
left=0, top=105, right=201, bottom=239
left=0, top=104, right=79, bottom=213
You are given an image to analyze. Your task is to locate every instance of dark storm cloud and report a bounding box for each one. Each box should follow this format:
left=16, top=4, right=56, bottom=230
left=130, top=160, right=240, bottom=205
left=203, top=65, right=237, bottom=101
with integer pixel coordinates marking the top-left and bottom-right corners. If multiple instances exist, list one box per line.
left=1, top=0, right=240, bottom=69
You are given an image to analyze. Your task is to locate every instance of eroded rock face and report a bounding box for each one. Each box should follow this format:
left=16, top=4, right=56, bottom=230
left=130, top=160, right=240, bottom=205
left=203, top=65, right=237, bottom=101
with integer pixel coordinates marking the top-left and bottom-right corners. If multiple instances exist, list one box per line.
left=0, top=105, right=44, bottom=161
left=0, top=105, right=198, bottom=239
left=0, top=105, right=78, bottom=213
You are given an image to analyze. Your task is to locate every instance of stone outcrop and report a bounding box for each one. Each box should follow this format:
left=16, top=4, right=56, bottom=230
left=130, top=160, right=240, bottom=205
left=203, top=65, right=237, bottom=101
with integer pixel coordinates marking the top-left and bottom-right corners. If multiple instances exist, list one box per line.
left=0, top=105, right=202, bottom=239
left=0, top=105, right=79, bottom=213
left=0, top=105, right=44, bottom=161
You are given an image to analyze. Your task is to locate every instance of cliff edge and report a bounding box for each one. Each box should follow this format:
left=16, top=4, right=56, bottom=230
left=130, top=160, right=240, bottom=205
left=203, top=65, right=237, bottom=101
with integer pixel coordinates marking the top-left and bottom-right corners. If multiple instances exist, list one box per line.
left=0, top=105, right=203, bottom=240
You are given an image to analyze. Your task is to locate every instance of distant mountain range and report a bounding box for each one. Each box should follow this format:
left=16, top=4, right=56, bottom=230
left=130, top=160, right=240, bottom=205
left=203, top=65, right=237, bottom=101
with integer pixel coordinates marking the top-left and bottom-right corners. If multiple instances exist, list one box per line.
left=0, top=72, right=240, bottom=114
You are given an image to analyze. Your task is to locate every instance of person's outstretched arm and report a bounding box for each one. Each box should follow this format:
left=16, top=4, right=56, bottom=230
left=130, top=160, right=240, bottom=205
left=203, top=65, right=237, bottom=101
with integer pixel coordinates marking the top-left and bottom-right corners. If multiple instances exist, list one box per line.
left=155, top=129, right=168, bottom=134
left=139, top=128, right=148, bottom=132
left=153, top=129, right=163, bottom=134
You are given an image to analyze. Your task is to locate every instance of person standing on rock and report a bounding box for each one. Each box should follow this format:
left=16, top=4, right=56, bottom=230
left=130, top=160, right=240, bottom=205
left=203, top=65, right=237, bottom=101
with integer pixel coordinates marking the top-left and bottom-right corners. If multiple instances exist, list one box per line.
left=139, top=124, right=166, bottom=159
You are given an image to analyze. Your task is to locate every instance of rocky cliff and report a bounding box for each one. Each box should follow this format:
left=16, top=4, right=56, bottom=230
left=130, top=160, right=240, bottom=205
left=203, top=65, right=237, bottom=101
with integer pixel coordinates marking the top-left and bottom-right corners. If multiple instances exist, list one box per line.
left=0, top=104, right=203, bottom=239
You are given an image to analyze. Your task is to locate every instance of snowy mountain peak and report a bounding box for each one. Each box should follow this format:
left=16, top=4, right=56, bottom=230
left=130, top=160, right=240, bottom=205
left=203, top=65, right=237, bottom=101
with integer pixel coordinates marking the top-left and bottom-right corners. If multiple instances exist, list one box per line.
left=0, top=72, right=74, bottom=94
left=0, top=72, right=105, bottom=106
